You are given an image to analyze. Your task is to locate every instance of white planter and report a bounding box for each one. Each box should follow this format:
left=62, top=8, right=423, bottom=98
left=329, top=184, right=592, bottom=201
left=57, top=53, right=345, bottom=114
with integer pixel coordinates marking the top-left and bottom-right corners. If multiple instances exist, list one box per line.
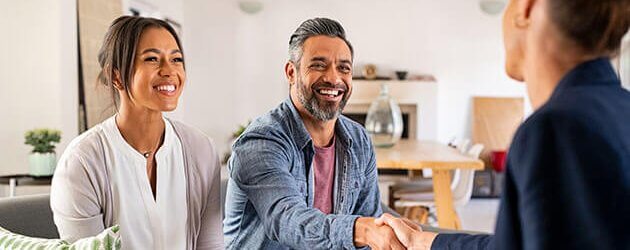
left=29, top=152, right=56, bottom=176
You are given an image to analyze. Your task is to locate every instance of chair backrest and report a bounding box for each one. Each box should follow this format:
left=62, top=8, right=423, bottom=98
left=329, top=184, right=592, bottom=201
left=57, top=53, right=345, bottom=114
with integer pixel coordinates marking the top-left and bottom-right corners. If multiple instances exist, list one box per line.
left=450, top=138, right=471, bottom=190
left=467, top=144, right=484, bottom=159
left=456, top=139, right=471, bottom=154
left=0, top=194, right=59, bottom=239
left=452, top=144, right=484, bottom=207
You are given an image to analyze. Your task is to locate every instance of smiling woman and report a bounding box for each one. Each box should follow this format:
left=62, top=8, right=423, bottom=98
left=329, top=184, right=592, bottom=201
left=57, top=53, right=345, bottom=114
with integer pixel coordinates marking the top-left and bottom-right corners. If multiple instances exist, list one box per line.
left=50, top=16, right=223, bottom=250
left=123, top=27, right=185, bottom=112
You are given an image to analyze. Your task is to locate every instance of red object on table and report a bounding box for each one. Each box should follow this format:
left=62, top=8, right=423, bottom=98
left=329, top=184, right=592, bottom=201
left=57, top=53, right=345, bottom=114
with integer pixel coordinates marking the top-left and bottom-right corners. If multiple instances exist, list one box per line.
left=491, top=150, right=507, bottom=172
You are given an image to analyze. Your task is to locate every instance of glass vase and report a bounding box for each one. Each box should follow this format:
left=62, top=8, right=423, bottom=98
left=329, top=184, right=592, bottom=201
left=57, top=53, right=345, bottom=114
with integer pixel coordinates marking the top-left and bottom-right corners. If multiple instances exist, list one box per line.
left=365, top=83, right=403, bottom=147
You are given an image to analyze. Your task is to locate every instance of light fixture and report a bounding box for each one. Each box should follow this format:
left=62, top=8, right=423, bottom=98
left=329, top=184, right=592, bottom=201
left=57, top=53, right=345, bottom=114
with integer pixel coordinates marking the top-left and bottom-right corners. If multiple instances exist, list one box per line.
left=239, top=1, right=263, bottom=15
left=479, top=0, right=506, bottom=16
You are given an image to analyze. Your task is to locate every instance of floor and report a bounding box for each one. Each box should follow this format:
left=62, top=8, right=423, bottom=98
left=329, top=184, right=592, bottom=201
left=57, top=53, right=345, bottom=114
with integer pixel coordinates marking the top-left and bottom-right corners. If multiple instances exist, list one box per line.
left=457, top=198, right=500, bottom=233
left=377, top=175, right=500, bottom=234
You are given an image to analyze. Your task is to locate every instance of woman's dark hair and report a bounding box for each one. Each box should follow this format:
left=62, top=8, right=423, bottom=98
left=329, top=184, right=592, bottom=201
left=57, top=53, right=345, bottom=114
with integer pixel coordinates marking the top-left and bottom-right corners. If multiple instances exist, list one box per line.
left=97, top=16, right=184, bottom=108
left=548, top=0, right=629, bottom=56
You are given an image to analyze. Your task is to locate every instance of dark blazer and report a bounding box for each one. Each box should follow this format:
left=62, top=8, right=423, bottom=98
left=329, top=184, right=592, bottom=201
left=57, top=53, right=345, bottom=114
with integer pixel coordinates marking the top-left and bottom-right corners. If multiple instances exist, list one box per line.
left=432, top=58, right=630, bottom=250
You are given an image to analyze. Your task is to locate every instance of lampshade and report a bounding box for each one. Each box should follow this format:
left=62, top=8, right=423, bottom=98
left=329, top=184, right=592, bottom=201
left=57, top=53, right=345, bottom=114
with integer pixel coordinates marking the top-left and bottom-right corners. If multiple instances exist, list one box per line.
left=479, top=0, right=506, bottom=16
left=239, top=1, right=263, bottom=15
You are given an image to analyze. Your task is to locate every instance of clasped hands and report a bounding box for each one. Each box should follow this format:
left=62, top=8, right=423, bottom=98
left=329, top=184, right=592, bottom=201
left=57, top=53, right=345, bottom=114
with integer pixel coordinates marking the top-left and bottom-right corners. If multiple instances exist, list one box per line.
left=354, top=213, right=437, bottom=250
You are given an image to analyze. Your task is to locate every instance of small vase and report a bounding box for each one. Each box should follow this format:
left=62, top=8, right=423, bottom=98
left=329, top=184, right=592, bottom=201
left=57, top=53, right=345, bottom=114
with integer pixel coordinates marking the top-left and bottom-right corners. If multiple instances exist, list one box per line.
left=29, top=152, right=56, bottom=176
left=365, top=83, right=404, bottom=147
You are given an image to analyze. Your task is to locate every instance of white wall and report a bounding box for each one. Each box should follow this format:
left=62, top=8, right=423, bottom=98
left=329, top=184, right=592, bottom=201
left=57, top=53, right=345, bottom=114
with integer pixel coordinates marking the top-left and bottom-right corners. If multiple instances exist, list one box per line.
left=0, top=0, right=183, bottom=195
left=122, top=0, right=185, bottom=33
left=180, top=0, right=527, bottom=156
left=0, top=0, right=529, bottom=183
left=0, top=0, right=78, bottom=179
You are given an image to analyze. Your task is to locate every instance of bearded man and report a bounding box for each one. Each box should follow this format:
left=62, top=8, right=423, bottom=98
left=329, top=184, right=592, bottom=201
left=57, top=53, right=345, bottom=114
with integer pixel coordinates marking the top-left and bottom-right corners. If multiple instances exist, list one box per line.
left=223, top=18, right=404, bottom=250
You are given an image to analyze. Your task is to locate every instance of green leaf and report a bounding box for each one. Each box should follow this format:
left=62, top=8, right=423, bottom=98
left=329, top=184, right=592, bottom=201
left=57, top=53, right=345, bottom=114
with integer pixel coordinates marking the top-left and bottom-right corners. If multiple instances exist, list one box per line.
left=103, top=234, right=113, bottom=249
left=24, top=128, right=62, bottom=153
left=91, top=238, right=101, bottom=250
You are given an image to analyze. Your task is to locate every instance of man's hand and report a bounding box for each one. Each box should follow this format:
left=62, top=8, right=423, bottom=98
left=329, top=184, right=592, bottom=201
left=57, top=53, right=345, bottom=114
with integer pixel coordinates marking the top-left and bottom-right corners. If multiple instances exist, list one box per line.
left=354, top=217, right=406, bottom=250
left=375, top=213, right=438, bottom=250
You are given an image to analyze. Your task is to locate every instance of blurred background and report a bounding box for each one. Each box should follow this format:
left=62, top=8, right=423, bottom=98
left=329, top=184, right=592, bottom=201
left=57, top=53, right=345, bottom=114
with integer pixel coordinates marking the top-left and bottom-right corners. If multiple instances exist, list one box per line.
left=1, top=0, right=628, bottom=233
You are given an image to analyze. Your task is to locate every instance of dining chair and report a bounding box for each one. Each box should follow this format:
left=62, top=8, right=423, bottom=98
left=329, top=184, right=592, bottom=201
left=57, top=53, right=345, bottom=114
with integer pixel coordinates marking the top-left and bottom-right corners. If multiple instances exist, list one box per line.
left=393, top=143, right=484, bottom=225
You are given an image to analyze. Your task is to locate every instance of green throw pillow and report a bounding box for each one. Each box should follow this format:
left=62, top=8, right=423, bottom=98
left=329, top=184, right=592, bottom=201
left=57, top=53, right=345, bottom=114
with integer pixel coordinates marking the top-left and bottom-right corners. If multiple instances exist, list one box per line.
left=0, top=225, right=121, bottom=250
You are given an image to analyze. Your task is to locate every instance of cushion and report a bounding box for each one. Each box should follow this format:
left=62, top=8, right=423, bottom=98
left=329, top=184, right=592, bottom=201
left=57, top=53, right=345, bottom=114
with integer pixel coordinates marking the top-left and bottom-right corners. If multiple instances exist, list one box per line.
left=0, top=225, right=121, bottom=250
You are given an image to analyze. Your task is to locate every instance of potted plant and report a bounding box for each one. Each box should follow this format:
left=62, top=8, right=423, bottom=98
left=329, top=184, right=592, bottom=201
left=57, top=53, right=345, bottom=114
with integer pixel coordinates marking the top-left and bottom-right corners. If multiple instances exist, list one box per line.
left=24, top=128, right=61, bottom=176
left=222, top=121, right=250, bottom=165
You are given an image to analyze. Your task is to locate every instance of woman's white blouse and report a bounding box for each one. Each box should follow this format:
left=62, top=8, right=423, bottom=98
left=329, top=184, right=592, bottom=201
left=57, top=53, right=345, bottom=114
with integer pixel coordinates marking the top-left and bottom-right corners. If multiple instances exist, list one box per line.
left=96, top=116, right=187, bottom=250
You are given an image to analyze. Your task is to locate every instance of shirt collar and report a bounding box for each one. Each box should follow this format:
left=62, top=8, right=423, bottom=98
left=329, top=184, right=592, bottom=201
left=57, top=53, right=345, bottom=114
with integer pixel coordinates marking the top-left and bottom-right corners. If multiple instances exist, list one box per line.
left=103, top=115, right=174, bottom=161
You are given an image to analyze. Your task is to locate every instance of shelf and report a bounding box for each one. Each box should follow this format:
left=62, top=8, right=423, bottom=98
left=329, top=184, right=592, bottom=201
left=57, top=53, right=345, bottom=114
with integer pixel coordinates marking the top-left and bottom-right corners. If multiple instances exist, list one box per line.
left=352, top=75, right=436, bottom=83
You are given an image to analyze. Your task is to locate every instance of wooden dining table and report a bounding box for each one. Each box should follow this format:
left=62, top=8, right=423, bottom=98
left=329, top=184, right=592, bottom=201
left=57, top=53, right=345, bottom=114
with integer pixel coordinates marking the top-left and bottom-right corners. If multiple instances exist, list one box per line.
left=375, top=139, right=484, bottom=230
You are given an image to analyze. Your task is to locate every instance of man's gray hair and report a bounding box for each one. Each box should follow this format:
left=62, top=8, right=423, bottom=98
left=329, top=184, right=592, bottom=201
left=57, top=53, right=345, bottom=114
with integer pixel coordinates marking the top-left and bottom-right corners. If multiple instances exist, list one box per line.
left=288, top=17, right=354, bottom=68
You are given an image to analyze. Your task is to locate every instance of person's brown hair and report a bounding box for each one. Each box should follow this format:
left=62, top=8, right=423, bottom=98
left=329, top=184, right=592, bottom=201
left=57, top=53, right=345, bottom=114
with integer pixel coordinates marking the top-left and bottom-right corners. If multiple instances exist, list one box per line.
left=97, top=16, right=184, bottom=108
left=547, top=0, right=630, bottom=56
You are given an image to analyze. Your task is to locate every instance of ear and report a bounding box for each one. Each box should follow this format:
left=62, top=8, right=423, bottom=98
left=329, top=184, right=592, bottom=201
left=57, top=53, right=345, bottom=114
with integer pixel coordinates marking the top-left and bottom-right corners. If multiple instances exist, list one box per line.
left=515, top=0, right=536, bottom=26
left=285, top=61, right=297, bottom=86
left=112, top=70, right=124, bottom=91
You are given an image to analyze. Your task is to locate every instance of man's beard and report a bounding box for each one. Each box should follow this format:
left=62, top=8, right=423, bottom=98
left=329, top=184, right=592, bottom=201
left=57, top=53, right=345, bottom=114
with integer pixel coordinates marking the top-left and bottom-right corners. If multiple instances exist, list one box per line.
left=296, top=77, right=349, bottom=121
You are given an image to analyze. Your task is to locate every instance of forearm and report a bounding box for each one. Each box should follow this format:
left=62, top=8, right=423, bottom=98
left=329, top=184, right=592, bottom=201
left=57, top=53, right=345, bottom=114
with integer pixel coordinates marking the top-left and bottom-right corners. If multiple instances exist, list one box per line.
left=262, top=201, right=359, bottom=249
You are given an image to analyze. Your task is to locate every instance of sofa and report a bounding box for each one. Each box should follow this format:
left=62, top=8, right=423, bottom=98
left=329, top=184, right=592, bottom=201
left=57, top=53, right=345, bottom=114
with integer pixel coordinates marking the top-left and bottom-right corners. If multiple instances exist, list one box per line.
left=0, top=194, right=59, bottom=239
left=0, top=178, right=471, bottom=241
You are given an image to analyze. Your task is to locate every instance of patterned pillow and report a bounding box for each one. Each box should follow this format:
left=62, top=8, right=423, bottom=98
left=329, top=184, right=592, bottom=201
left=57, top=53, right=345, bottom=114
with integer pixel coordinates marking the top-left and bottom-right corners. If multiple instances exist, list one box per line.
left=0, top=225, right=121, bottom=250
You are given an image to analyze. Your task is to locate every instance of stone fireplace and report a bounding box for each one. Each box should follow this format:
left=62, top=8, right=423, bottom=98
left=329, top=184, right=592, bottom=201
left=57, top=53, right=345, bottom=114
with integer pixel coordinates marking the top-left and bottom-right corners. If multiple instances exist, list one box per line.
left=343, top=80, right=438, bottom=141
left=343, top=103, right=418, bottom=140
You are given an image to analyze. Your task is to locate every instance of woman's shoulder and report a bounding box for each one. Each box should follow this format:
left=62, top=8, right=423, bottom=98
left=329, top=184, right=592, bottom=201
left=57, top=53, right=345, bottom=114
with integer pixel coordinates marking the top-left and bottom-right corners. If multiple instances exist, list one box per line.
left=54, top=122, right=111, bottom=187
left=513, top=99, right=604, bottom=151
left=61, top=123, right=109, bottom=163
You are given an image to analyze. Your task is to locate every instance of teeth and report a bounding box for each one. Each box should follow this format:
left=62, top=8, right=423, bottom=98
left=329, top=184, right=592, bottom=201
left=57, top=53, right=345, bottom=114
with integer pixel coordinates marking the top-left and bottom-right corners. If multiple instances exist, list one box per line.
left=156, top=85, right=175, bottom=92
left=319, top=89, right=339, bottom=96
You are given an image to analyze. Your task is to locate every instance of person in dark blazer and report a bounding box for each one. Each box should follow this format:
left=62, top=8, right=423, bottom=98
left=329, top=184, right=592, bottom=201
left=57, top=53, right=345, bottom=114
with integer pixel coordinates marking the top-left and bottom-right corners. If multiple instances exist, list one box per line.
left=376, top=0, right=630, bottom=249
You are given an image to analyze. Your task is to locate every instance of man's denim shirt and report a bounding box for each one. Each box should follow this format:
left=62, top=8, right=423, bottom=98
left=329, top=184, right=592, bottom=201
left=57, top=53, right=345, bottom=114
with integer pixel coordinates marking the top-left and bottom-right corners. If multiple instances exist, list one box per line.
left=223, top=98, right=383, bottom=249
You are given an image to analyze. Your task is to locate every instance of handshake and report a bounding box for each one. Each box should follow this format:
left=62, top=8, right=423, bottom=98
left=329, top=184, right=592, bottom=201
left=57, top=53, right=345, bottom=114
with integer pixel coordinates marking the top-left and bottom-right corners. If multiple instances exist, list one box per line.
left=354, top=213, right=438, bottom=250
